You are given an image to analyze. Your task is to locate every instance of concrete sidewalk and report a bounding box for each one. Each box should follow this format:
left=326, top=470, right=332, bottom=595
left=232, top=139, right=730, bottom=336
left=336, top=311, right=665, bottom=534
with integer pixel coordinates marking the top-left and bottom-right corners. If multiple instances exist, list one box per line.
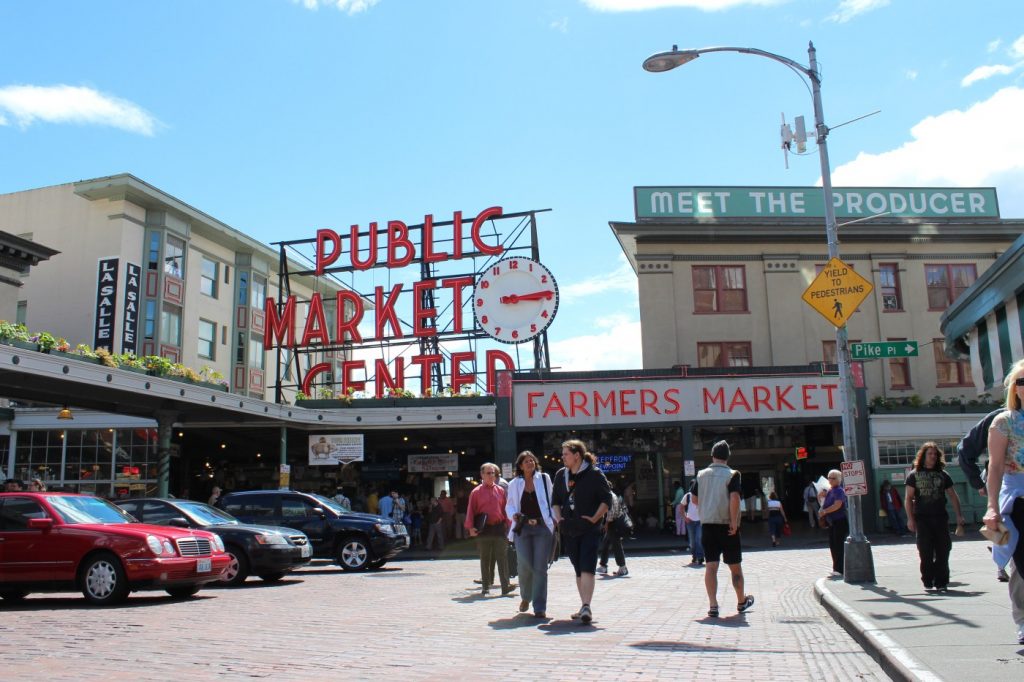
left=815, top=538, right=1022, bottom=681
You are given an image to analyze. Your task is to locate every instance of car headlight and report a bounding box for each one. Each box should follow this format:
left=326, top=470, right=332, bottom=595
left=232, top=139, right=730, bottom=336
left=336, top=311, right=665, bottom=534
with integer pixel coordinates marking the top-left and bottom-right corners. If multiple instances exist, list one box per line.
left=162, top=540, right=175, bottom=555
left=211, top=535, right=225, bottom=552
left=374, top=523, right=396, bottom=536
left=146, top=535, right=163, bottom=555
left=254, top=533, right=287, bottom=546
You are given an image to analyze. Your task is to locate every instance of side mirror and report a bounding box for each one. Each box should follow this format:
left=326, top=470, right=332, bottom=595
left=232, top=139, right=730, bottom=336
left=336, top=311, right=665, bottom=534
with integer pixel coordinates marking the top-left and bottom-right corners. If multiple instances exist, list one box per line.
left=311, top=507, right=325, bottom=518
left=168, top=517, right=191, bottom=528
left=28, top=517, right=54, bottom=531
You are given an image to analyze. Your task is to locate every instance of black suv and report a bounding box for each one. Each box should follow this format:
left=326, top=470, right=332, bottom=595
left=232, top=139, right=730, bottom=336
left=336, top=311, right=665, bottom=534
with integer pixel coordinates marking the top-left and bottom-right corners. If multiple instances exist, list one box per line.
left=218, top=490, right=409, bottom=571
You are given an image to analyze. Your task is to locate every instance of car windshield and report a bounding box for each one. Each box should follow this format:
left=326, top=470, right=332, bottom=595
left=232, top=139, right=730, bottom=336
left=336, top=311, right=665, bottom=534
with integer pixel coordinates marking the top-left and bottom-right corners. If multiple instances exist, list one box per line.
left=177, top=501, right=240, bottom=527
left=308, top=492, right=346, bottom=515
left=47, top=495, right=137, bottom=525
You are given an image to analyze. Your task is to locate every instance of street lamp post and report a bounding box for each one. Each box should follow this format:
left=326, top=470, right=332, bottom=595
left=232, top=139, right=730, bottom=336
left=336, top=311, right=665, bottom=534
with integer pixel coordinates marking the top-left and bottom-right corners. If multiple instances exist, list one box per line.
left=643, top=42, right=874, bottom=583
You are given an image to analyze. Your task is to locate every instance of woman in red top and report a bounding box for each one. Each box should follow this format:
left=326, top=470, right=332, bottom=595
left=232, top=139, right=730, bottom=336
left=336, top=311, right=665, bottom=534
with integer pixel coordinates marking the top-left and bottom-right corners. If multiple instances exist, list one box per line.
left=465, top=462, right=513, bottom=596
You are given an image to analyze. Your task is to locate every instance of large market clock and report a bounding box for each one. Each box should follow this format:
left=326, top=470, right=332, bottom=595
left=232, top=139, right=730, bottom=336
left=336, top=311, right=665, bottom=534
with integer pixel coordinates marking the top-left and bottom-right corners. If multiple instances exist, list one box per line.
left=473, top=257, right=559, bottom=344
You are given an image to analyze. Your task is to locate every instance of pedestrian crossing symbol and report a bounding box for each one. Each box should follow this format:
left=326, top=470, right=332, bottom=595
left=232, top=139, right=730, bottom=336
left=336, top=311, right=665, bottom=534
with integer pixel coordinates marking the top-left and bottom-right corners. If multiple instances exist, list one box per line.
left=801, top=257, right=873, bottom=328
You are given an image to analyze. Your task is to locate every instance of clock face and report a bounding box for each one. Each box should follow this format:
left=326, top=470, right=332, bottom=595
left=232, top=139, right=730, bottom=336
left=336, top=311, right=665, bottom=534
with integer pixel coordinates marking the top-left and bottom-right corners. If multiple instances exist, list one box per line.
left=473, top=257, right=559, bottom=344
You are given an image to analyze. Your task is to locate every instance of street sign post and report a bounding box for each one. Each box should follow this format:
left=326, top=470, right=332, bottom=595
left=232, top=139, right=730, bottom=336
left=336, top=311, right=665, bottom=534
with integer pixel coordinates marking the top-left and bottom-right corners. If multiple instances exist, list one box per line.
left=850, top=341, right=919, bottom=360
left=841, top=460, right=867, bottom=496
left=801, top=256, right=873, bottom=328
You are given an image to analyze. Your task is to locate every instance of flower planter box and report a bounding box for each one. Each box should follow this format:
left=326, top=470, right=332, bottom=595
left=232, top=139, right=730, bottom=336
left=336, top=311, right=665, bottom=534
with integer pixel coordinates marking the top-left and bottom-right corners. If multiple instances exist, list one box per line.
left=119, top=365, right=149, bottom=375
left=295, top=397, right=494, bottom=409
left=295, top=399, right=353, bottom=409
left=50, top=350, right=102, bottom=365
left=8, top=339, right=39, bottom=352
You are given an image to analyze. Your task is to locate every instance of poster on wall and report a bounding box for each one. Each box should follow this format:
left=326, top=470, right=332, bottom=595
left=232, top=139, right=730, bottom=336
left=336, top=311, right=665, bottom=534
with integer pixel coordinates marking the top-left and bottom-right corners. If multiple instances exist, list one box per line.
left=94, top=257, right=119, bottom=351
left=121, top=262, right=140, bottom=355
left=408, top=453, right=459, bottom=473
left=308, top=434, right=364, bottom=466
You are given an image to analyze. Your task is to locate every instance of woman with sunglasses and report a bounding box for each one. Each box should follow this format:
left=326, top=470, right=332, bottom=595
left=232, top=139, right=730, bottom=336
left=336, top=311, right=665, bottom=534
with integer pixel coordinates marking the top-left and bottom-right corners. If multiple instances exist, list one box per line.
left=818, top=469, right=848, bottom=577
left=984, top=359, right=1024, bottom=644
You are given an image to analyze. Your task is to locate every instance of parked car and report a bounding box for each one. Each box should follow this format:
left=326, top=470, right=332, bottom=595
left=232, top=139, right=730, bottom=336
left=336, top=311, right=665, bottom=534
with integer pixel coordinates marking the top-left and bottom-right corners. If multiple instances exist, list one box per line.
left=115, top=497, right=312, bottom=586
left=0, top=492, right=230, bottom=605
left=218, top=490, right=409, bottom=571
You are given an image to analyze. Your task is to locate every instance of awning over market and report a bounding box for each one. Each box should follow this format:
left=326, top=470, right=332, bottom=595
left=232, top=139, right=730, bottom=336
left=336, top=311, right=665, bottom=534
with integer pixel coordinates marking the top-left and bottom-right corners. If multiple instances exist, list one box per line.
left=942, top=231, right=1024, bottom=395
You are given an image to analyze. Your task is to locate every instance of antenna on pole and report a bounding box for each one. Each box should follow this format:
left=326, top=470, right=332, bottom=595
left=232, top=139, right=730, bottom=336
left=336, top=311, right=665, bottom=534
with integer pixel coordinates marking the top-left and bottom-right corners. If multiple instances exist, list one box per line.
left=780, top=113, right=810, bottom=168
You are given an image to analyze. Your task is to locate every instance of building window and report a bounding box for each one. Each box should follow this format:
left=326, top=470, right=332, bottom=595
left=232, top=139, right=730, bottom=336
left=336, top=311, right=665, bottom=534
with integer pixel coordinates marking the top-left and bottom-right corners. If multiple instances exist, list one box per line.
left=160, top=304, right=182, bottom=347
left=879, top=263, right=902, bottom=311
left=692, top=266, right=747, bottom=313
left=934, top=337, right=972, bottom=386
left=251, top=275, right=266, bottom=309
left=144, top=300, right=156, bottom=340
left=878, top=438, right=960, bottom=467
left=698, top=342, right=752, bottom=368
left=888, top=337, right=911, bottom=388
left=249, top=336, right=265, bottom=370
left=200, top=257, right=218, bottom=298
left=237, top=271, right=249, bottom=306
left=236, top=332, right=246, bottom=365
left=198, top=320, right=216, bottom=359
left=165, top=235, right=185, bottom=278
left=925, top=264, right=976, bottom=310
left=147, top=232, right=161, bottom=271
left=15, top=301, right=26, bottom=325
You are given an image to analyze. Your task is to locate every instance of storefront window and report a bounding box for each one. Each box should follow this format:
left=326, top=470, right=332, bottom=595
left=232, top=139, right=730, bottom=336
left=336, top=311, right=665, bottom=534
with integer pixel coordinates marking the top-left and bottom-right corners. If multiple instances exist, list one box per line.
left=12, top=429, right=64, bottom=485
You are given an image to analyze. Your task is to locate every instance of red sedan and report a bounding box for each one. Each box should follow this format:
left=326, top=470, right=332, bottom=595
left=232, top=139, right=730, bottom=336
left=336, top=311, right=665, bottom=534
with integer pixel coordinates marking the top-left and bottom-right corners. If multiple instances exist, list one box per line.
left=0, top=492, right=231, bottom=605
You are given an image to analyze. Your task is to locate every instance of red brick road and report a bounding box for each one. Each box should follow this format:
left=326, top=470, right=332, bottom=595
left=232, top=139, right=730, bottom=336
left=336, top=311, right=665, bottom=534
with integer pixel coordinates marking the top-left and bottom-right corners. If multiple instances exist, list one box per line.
left=0, top=547, right=887, bottom=681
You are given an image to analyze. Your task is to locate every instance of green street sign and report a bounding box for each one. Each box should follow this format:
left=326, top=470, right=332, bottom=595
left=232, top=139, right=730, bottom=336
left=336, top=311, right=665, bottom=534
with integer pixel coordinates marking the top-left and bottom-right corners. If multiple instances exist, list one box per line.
left=850, top=341, right=919, bottom=360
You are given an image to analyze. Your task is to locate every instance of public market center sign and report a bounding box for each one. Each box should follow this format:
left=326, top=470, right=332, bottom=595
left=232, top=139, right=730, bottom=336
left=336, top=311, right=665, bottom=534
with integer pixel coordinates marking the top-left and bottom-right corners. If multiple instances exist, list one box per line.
left=634, top=186, right=999, bottom=220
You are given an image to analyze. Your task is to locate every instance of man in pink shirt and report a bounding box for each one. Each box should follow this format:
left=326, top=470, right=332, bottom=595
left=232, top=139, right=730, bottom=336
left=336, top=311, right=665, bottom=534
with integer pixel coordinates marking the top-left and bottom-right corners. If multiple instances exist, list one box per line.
left=466, top=462, right=514, bottom=596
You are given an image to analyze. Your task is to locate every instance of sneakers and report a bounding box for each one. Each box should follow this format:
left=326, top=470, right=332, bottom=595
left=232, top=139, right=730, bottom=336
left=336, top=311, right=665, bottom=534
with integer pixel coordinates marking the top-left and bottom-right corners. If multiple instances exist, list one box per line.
left=579, top=604, right=592, bottom=624
left=738, top=595, right=755, bottom=613
left=596, top=564, right=608, bottom=575
left=615, top=566, right=629, bottom=577
left=519, top=599, right=530, bottom=612
left=1017, top=624, right=1024, bottom=645
left=998, top=568, right=1010, bottom=582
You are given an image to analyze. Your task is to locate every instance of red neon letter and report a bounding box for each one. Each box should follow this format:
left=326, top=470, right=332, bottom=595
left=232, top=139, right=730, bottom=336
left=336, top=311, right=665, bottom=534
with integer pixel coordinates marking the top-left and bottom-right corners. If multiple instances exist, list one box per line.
left=341, top=360, right=366, bottom=394
left=441, top=276, right=474, bottom=333
left=450, top=351, right=475, bottom=393
left=471, top=206, right=504, bottom=256
left=703, top=387, right=726, bottom=414
left=264, top=296, right=296, bottom=349
left=350, top=223, right=378, bottom=270
left=301, top=362, right=331, bottom=396
left=374, top=357, right=405, bottom=398
left=386, top=220, right=414, bottom=268
left=335, top=290, right=364, bottom=343
left=421, top=214, right=449, bottom=264
left=451, top=210, right=464, bottom=260
left=802, top=384, right=820, bottom=410
left=411, top=354, right=442, bottom=394
left=315, top=229, right=341, bottom=275
left=413, top=279, right=438, bottom=337
left=753, top=386, right=773, bottom=412
left=374, top=284, right=404, bottom=339
left=486, top=349, right=514, bottom=395
left=300, top=293, right=330, bottom=347
left=663, top=388, right=682, bottom=415
left=527, top=391, right=544, bottom=418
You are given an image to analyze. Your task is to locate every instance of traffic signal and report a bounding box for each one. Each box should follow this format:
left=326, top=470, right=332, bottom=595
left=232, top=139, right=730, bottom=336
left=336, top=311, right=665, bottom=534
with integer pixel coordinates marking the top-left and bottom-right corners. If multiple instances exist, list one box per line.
left=795, top=446, right=808, bottom=460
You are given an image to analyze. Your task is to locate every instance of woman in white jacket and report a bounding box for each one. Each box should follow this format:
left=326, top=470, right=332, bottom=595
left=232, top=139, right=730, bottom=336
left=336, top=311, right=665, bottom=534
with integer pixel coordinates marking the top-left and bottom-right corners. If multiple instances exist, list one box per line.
left=505, top=450, right=556, bottom=619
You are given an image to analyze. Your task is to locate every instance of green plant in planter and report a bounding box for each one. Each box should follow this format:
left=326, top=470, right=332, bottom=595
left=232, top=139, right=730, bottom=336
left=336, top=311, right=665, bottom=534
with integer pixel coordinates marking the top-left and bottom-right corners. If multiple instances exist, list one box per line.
left=114, top=353, right=145, bottom=369
left=869, top=395, right=892, bottom=410
left=144, top=355, right=173, bottom=376
left=317, top=387, right=335, bottom=400
left=199, top=365, right=229, bottom=389
left=169, top=363, right=201, bottom=382
left=34, top=331, right=58, bottom=352
left=294, top=391, right=310, bottom=401
left=73, top=343, right=98, bottom=359
left=0, top=321, right=31, bottom=343
left=906, top=394, right=923, bottom=408
left=54, top=338, right=70, bottom=353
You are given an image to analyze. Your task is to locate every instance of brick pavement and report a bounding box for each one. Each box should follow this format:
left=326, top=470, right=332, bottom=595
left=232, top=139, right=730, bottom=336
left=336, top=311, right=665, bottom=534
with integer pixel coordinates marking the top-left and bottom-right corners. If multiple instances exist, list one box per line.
left=0, top=546, right=888, bottom=681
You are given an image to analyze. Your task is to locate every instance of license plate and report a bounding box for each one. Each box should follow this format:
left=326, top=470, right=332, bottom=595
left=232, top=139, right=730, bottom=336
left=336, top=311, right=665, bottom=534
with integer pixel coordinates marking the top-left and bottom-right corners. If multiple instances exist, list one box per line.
left=300, top=544, right=311, bottom=558
left=197, top=558, right=211, bottom=573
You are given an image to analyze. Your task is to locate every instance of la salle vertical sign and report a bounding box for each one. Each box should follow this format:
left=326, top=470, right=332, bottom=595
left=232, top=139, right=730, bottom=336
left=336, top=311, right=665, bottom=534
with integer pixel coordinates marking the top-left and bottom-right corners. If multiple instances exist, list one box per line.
left=94, top=257, right=119, bottom=351
left=121, top=263, right=140, bottom=355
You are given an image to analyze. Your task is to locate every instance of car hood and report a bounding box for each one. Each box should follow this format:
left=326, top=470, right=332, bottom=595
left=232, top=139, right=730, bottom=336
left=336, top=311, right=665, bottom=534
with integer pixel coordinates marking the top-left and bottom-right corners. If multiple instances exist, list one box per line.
left=339, top=511, right=398, bottom=524
left=69, top=522, right=218, bottom=541
left=217, top=523, right=306, bottom=537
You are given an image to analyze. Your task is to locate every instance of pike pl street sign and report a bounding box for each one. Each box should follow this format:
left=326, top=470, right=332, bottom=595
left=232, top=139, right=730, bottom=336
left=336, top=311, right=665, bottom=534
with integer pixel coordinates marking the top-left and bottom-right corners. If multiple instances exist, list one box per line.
left=850, top=341, right=919, bottom=360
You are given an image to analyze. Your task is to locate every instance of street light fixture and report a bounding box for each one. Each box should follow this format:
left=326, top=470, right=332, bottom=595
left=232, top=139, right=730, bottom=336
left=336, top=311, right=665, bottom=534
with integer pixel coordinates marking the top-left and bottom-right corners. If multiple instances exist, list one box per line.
left=643, top=41, right=874, bottom=583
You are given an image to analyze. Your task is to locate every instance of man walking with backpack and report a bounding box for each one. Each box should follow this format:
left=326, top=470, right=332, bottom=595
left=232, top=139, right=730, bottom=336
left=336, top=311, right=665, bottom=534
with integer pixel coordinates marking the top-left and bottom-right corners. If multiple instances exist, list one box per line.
left=692, top=441, right=755, bottom=618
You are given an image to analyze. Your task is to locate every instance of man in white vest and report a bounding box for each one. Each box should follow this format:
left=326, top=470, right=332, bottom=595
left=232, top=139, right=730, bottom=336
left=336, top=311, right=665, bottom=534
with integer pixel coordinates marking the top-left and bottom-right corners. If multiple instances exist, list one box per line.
left=692, top=441, right=755, bottom=618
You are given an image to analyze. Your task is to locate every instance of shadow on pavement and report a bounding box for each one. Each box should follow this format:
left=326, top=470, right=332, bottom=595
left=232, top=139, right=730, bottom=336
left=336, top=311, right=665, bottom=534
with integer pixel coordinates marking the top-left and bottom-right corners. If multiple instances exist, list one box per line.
left=0, top=593, right=217, bottom=610
left=855, top=583, right=984, bottom=630
left=538, top=619, right=604, bottom=635
left=488, top=614, right=547, bottom=630
left=630, top=641, right=796, bottom=653
left=694, top=615, right=752, bottom=627
left=204, top=578, right=304, bottom=590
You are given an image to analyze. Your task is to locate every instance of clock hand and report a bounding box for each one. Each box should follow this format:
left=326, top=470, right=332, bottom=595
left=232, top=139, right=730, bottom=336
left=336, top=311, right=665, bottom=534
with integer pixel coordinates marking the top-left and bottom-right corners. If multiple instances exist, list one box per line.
left=499, top=290, right=554, bottom=304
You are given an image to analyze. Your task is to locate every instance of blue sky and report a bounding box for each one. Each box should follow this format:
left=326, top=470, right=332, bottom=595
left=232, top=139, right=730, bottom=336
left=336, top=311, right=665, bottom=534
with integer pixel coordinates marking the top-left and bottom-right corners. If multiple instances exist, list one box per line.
left=2, top=0, right=1023, bottom=375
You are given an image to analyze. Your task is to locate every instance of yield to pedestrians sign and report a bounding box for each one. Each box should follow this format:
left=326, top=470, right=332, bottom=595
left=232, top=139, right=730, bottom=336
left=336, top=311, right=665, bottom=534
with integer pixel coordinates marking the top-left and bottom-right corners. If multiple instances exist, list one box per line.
left=802, top=257, right=873, bottom=328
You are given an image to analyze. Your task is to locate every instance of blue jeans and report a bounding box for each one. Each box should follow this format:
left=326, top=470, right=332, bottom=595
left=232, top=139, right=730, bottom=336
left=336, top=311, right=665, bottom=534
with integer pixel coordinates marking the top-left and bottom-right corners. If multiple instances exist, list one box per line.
left=514, top=523, right=553, bottom=613
left=887, top=507, right=908, bottom=535
left=686, top=520, right=703, bottom=561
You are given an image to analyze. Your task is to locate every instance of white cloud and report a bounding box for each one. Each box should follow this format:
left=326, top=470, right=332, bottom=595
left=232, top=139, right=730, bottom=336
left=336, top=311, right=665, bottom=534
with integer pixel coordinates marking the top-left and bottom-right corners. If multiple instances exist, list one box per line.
left=831, top=87, right=1024, bottom=215
left=1012, top=35, right=1024, bottom=60
left=549, top=315, right=643, bottom=371
left=988, top=39, right=1002, bottom=54
left=905, top=69, right=918, bottom=81
left=550, top=16, right=569, bottom=32
left=826, top=0, right=890, bottom=24
left=558, top=254, right=638, bottom=302
left=961, top=64, right=1015, bottom=87
left=580, top=0, right=782, bottom=11
left=0, top=85, right=158, bottom=135
left=293, top=0, right=380, bottom=14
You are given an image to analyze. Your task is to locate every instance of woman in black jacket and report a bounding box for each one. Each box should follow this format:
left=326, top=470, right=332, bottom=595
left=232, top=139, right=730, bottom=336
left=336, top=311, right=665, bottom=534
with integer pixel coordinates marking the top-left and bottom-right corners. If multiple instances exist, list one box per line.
left=551, top=439, right=612, bottom=625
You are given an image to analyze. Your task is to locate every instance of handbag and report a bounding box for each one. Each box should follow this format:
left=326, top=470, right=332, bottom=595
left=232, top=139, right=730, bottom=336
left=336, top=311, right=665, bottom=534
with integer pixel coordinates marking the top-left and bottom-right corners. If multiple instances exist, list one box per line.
left=818, top=514, right=830, bottom=529
left=782, top=523, right=792, bottom=537
left=979, top=521, right=1010, bottom=545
